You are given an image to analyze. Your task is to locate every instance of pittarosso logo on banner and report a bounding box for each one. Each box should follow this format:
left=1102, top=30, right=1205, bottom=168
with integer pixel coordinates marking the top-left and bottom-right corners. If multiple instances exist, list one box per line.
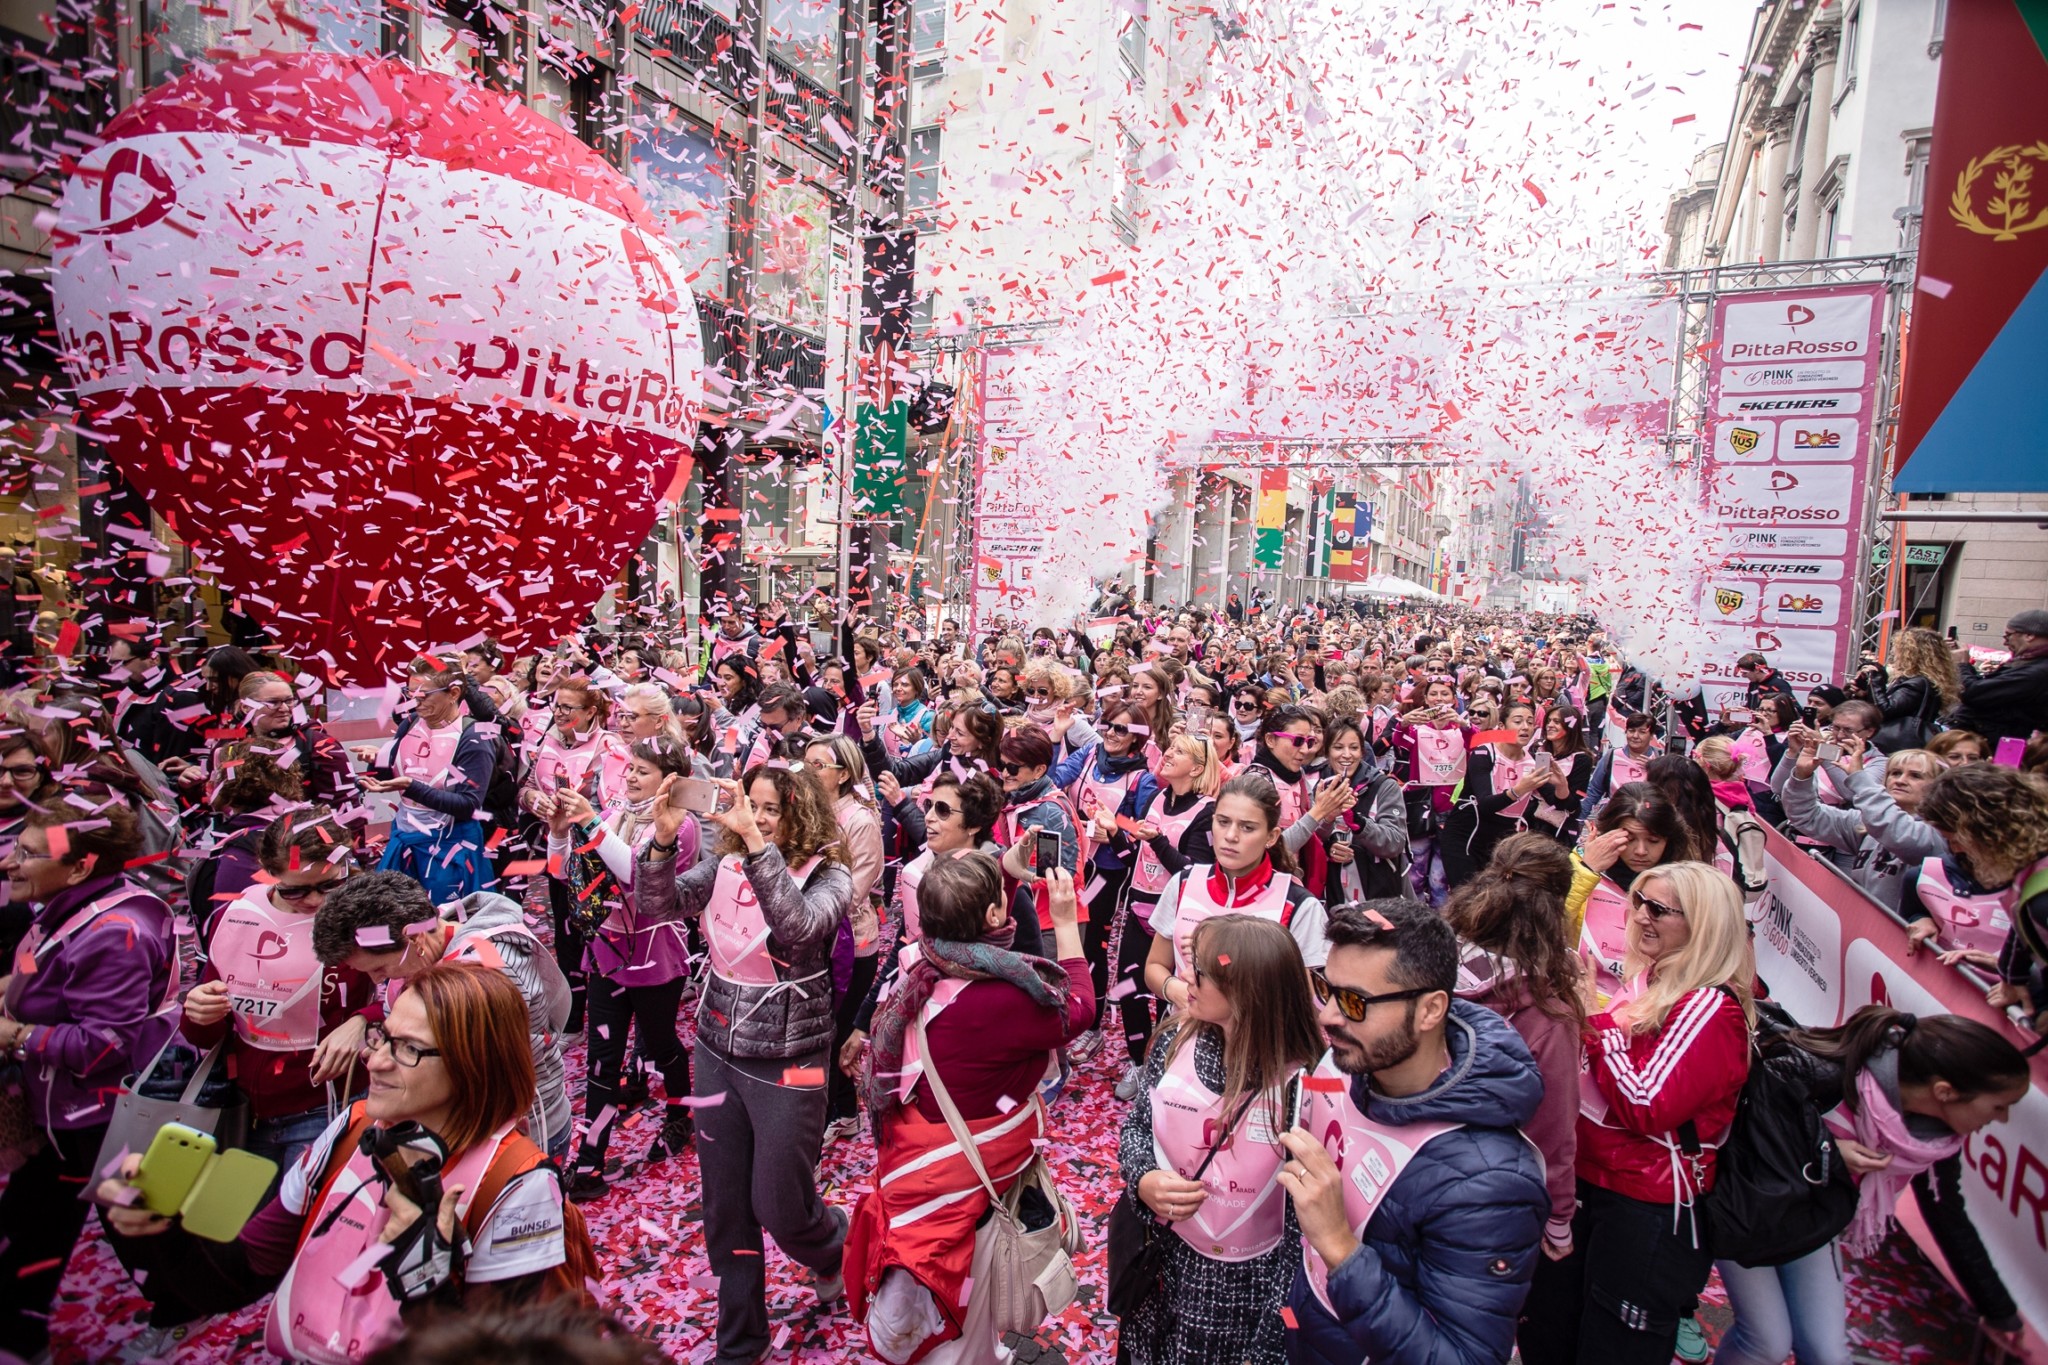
left=1723, top=360, right=1866, bottom=392
left=1715, top=391, right=1864, bottom=417
left=1719, top=294, right=1876, bottom=361
left=1712, top=464, right=1856, bottom=524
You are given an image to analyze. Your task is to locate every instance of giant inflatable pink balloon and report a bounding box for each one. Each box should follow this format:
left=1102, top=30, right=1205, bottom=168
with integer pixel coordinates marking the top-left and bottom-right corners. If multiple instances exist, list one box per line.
left=53, top=52, right=701, bottom=682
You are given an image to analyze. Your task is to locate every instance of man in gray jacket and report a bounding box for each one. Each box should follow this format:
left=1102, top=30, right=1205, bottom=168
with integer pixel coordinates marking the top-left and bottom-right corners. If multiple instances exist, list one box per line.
left=314, top=873, right=575, bottom=1159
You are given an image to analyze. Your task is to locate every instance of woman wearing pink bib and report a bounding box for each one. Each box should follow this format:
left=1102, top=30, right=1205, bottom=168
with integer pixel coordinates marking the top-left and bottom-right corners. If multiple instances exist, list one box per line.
left=98, top=964, right=594, bottom=1365
left=1144, top=774, right=1329, bottom=1016
left=1442, top=700, right=1549, bottom=889
left=1117, top=914, right=1322, bottom=1365
left=1390, top=675, right=1468, bottom=904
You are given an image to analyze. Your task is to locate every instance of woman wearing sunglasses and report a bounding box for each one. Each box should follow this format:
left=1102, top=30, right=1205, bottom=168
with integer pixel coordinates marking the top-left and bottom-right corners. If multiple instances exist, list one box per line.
left=1440, top=700, right=1551, bottom=891
left=1049, top=702, right=1160, bottom=1051
left=1113, top=732, right=1223, bottom=1098
left=1520, top=862, right=1754, bottom=1365
left=1117, top=914, right=1322, bottom=1365
left=100, top=964, right=597, bottom=1363
left=1568, top=784, right=1693, bottom=1005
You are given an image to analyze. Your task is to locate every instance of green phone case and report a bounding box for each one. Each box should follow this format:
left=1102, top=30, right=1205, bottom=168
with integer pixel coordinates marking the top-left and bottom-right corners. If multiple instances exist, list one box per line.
left=136, top=1123, right=217, bottom=1216
left=178, top=1148, right=280, bottom=1243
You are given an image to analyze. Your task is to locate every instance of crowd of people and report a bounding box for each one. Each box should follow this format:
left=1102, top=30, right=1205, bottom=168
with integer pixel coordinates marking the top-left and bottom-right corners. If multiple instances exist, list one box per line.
left=0, top=588, right=2043, bottom=1365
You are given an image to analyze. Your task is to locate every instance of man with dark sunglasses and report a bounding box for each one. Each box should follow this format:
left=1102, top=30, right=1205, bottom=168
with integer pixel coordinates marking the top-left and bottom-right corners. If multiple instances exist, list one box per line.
left=1280, top=898, right=1547, bottom=1365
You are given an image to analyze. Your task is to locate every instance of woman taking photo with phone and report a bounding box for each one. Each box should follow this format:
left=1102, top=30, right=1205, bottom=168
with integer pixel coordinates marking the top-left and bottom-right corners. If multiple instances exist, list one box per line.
left=1143, top=773, right=1329, bottom=1008
left=845, top=856, right=1091, bottom=1364
left=1716, top=1007, right=2029, bottom=1365
left=546, top=735, right=701, bottom=1199
left=1527, top=705, right=1592, bottom=846
left=1117, top=914, right=1324, bottom=1365
left=632, top=761, right=855, bottom=1363
left=1318, top=718, right=1410, bottom=904
left=1391, top=674, right=1469, bottom=904
left=99, top=963, right=595, bottom=1364
left=1519, top=862, right=1753, bottom=1365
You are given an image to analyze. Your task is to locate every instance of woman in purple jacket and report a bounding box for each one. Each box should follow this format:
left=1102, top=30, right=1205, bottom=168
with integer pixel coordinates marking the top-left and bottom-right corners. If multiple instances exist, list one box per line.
left=0, top=796, right=176, bottom=1357
left=543, top=734, right=702, bottom=1200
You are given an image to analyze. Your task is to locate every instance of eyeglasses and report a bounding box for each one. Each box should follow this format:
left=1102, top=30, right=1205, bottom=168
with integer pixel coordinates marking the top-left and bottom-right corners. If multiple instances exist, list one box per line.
left=1233, top=698, right=1261, bottom=711
left=1102, top=723, right=1133, bottom=737
left=926, top=799, right=958, bottom=820
left=249, top=696, right=293, bottom=710
left=364, top=1023, right=441, bottom=1068
left=1023, top=688, right=1053, bottom=699
left=557, top=701, right=593, bottom=714
left=1632, top=893, right=1688, bottom=922
left=1309, top=968, right=1428, bottom=1023
left=1270, top=733, right=1311, bottom=746
left=2, top=764, right=41, bottom=783
left=998, top=761, right=1028, bottom=775
left=407, top=684, right=454, bottom=700
left=273, top=875, right=350, bottom=903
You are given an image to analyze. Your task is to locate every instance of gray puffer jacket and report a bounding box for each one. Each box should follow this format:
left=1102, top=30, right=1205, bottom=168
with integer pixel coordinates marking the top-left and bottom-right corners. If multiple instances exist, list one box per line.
left=632, top=843, right=852, bottom=1060
left=446, top=892, right=574, bottom=1150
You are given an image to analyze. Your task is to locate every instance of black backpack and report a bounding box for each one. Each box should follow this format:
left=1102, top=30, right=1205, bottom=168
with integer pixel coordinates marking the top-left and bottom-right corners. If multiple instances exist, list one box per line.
left=1691, top=1000, right=1858, bottom=1268
left=184, top=825, right=267, bottom=925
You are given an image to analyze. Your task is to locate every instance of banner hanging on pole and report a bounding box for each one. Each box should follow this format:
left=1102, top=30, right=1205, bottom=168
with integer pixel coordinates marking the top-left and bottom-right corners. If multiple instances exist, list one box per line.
left=1254, top=462, right=1287, bottom=569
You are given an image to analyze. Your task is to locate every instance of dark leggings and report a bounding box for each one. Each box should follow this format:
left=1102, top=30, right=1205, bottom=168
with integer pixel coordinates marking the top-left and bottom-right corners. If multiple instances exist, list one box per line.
left=1517, top=1179, right=1716, bottom=1365
left=547, top=875, right=587, bottom=1022
left=1081, top=864, right=1131, bottom=1026
left=0, top=1122, right=108, bottom=1356
left=1114, top=892, right=1159, bottom=1063
left=828, top=953, right=880, bottom=1123
left=581, top=972, right=689, bottom=1158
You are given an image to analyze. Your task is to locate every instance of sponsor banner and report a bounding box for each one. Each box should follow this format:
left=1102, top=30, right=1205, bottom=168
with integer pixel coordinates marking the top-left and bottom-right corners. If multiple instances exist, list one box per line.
left=1710, top=463, right=1857, bottom=525
left=1696, top=283, right=1884, bottom=701
left=1715, top=390, right=1866, bottom=417
left=1722, top=359, right=1867, bottom=392
left=1718, top=526, right=1851, bottom=559
left=1753, top=821, right=2048, bottom=1344
left=970, top=351, right=1054, bottom=632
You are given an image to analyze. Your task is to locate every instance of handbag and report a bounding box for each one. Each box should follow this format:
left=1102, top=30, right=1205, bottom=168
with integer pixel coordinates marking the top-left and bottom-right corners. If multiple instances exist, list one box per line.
left=914, top=1016, right=1083, bottom=1338
left=88, top=1032, right=249, bottom=1190
left=1105, top=1085, right=1262, bottom=1318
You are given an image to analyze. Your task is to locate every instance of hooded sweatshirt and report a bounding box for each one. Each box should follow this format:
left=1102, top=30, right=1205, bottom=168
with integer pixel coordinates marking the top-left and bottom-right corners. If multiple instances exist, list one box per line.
left=1287, top=1000, right=1549, bottom=1365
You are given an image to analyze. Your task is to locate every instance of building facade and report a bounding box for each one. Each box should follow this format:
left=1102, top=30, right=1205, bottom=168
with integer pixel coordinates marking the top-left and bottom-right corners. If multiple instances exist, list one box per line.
left=1662, top=0, right=2046, bottom=648
left=0, top=0, right=907, bottom=640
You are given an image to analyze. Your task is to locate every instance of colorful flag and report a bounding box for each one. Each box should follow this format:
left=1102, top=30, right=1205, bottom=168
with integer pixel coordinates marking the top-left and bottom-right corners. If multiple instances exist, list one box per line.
left=1254, top=465, right=1288, bottom=569
left=1893, top=0, right=2048, bottom=493
left=1328, top=491, right=1355, bottom=577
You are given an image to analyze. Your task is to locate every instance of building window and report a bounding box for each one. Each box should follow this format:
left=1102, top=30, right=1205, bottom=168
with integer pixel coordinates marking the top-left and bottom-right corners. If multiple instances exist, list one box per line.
left=1112, top=120, right=1140, bottom=243
left=912, top=0, right=945, bottom=55
left=1821, top=199, right=1841, bottom=255
left=536, top=62, right=603, bottom=144
left=754, top=174, right=832, bottom=336
left=1118, top=1, right=1146, bottom=84
left=767, top=0, right=842, bottom=88
left=631, top=113, right=733, bottom=297
left=145, top=0, right=382, bottom=85
left=1837, top=5, right=1861, bottom=98
left=907, top=124, right=942, bottom=223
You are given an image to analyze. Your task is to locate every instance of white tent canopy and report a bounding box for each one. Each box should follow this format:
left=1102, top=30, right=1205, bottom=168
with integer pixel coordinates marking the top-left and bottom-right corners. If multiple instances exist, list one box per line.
left=1358, top=574, right=1447, bottom=603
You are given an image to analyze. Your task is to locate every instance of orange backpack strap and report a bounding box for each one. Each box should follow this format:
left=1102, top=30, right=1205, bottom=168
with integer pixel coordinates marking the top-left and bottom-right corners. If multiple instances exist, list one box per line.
left=295, top=1101, right=377, bottom=1256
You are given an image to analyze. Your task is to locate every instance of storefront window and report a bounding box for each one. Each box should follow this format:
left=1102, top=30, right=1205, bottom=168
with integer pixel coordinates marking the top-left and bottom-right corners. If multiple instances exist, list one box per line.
left=144, top=0, right=381, bottom=85
left=753, top=176, right=830, bottom=336
left=630, top=115, right=732, bottom=298
left=766, top=0, right=841, bottom=88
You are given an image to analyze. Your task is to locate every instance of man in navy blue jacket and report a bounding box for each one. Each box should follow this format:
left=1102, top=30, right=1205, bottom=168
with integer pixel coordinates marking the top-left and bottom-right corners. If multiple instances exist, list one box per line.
left=1280, top=898, right=1547, bottom=1365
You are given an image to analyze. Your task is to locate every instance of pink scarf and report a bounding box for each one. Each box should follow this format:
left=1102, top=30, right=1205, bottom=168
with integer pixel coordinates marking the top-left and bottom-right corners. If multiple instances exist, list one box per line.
left=1825, top=1067, right=1962, bottom=1258
left=1710, top=779, right=1753, bottom=811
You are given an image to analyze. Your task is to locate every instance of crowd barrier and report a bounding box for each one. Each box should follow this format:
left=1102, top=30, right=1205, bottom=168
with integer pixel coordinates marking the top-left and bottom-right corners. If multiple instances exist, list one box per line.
left=1754, top=821, right=2048, bottom=1358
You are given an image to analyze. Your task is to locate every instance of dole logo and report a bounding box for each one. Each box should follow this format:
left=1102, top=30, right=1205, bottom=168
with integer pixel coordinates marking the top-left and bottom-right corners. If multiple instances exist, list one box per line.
left=1783, top=303, right=1816, bottom=331
left=1793, top=429, right=1841, bottom=449
left=1776, top=593, right=1824, bottom=613
left=79, top=147, right=177, bottom=237
left=1728, top=427, right=1760, bottom=455
left=1714, top=588, right=1745, bottom=616
left=1769, top=469, right=1800, bottom=492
